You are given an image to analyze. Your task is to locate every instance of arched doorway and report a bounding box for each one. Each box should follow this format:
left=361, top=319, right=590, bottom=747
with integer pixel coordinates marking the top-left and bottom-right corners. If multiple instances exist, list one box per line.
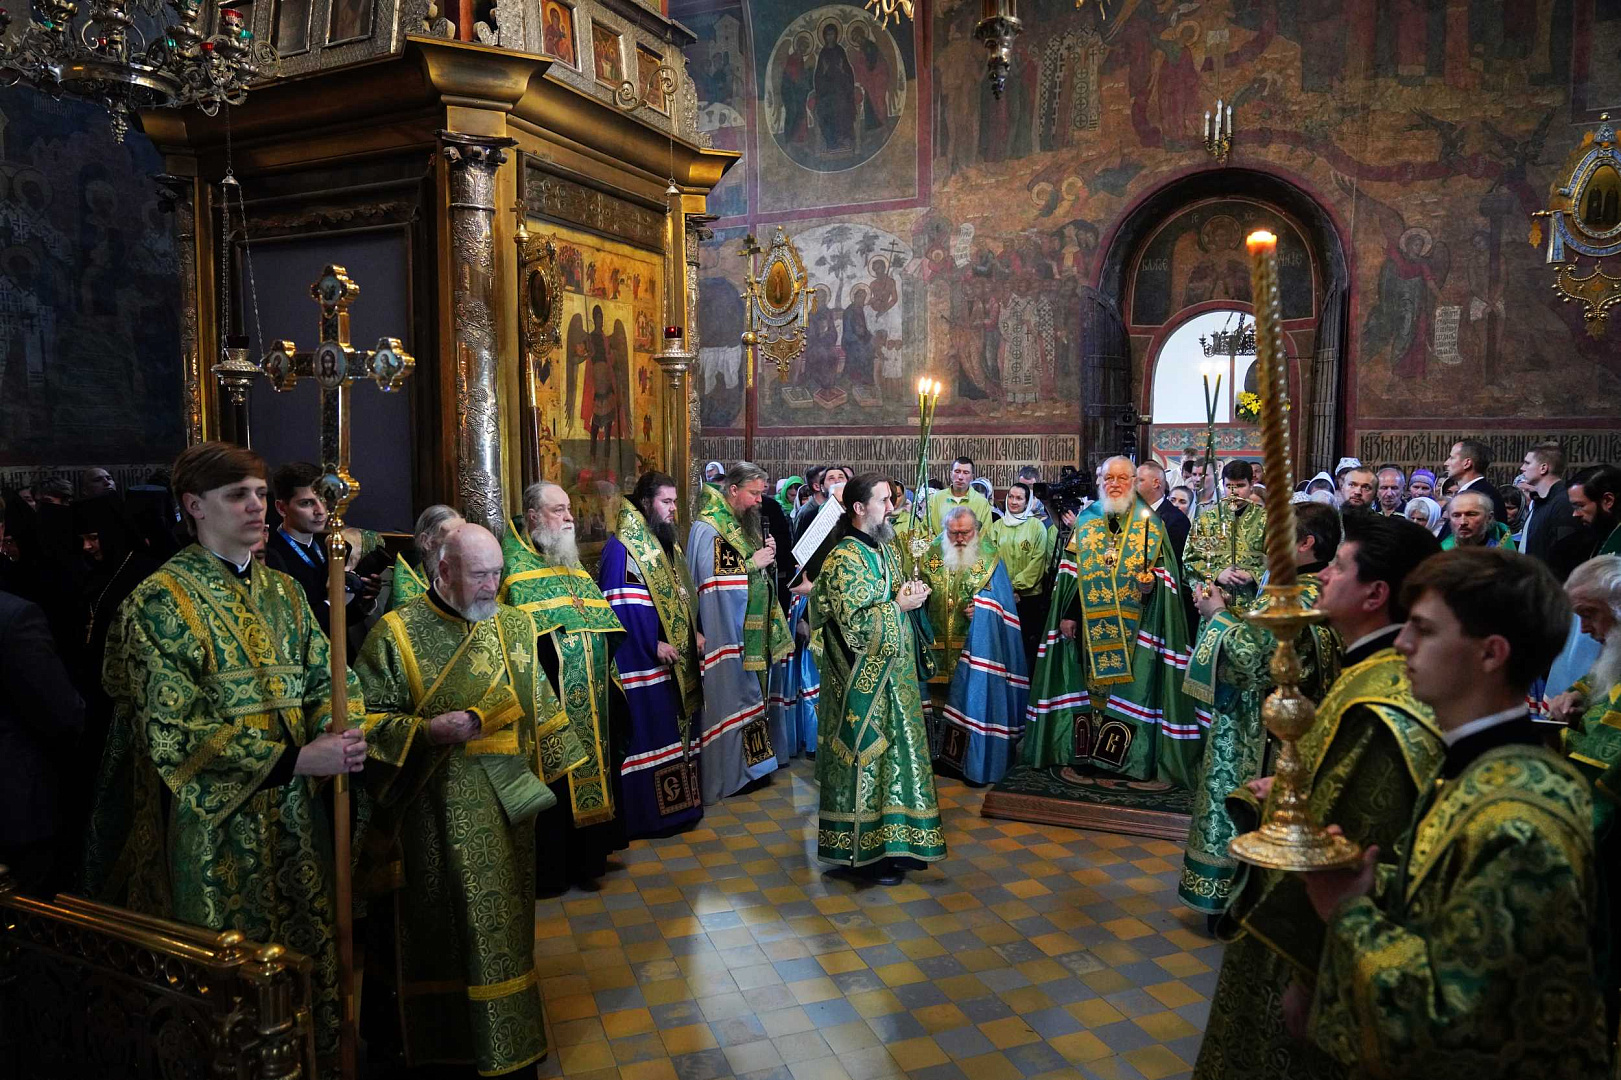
left=1087, top=169, right=1350, bottom=479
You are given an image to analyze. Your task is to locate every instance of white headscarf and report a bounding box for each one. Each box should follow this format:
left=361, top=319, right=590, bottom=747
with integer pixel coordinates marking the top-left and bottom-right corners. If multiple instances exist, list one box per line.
left=1406, top=496, right=1444, bottom=535
left=1002, top=484, right=1035, bottom=525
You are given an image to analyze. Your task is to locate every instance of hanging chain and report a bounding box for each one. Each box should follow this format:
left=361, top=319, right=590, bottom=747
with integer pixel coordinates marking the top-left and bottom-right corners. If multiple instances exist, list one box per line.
left=221, top=107, right=268, bottom=355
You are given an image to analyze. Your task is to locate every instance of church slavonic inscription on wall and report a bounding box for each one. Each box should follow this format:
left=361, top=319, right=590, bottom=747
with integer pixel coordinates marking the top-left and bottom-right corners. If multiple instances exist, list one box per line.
left=698, top=434, right=1080, bottom=491
left=1358, top=429, right=1621, bottom=488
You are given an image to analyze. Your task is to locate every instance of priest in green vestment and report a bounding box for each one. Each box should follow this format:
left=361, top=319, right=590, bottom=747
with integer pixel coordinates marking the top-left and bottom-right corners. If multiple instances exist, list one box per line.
left=83, top=442, right=368, bottom=1072
left=388, top=504, right=463, bottom=613
left=500, top=480, right=627, bottom=890
left=810, top=474, right=945, bottom=885
left=1179, top=503, right=1343, bottom=916
left=357, top=524, right=582, bottom=1077
left=1306, top=548, right=1609, bottom=1078
left=1193, top=512, right=1444, bottom=1080
left=1022, top=457, right=1199, bottom=785
left=1182, top=459, right=1267, bottom=605
left=920, top=510, right=1002, bottom=685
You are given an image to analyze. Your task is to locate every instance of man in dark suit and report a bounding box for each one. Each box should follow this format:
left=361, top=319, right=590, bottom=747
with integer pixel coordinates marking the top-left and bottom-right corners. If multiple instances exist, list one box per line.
left=1518, top=441, right=1579, bottom=574
left=264, top=462, right=378, bottom=658
left=0, top=585, right=85, bottom=896
left=1440, top=437, right=1506, bottom=541
left=1136, top=459, right=1190, bottom=558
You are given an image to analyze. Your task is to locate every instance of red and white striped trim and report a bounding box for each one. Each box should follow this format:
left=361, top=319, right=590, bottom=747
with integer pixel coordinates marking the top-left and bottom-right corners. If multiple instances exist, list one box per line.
left=1153, top=566, right=1178, bottom=594
left=623, top=739, right=690, bottom=774
left=961, top=654, right=1031, bottom=689
left=1036, top=628, right=1061, bottom=660
left=700, top=701, right=765, bottom=749
left=1057, top=559, right=1079, bottom=580
left=972, top=595, right=1022, bottom=631
left=941, top=702, right=1023, bottom=739
left=701, top=643, right=743, bottom=673
left=1026, top=690, right=1091, bottom=720
left=1135, top=629, right=1191, bottom=671
left=1193, top=706, right=1214, bottom=730
left=699, top=574, right=749, bottom=594
left=799, top=686, right=821, bottom=702
left=604, top=585, right=656, bottom=609
left=1103, top=695, right=1202, bottom=740
left=619, top=665, right=672, bottom=689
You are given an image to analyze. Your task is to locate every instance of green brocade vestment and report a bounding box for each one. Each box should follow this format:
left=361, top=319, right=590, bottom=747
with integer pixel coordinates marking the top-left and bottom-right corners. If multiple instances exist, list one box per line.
left=810, top=535, right=946, bottom=867
left=499, top=521, right=624, bottom=826
left=1182, top=499, right=1266, bottom=598
left=83, top=545, right=365, bottom=1070
left=1177, top=574, right=1340, bottom=915
left=1311, top=746, right=1609, bottom=1078
left=389, top=552, right=429, bottom=612
left=1193, top=646, right=1444, bottom=1080
left=357, top=595, right=581, bottom=1076
left=1021, top=500, right=1199, bottom=785
left=919, top=536, right=1000, bottom=684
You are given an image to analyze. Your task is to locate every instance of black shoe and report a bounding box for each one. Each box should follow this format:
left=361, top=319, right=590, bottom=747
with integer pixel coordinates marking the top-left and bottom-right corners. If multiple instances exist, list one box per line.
left=854, top=861, right=904, bottom=886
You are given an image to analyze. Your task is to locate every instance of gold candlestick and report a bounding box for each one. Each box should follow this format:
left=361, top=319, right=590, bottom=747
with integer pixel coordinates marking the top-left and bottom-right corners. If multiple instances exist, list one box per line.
left=1227, top=229, right=1360, bottom=873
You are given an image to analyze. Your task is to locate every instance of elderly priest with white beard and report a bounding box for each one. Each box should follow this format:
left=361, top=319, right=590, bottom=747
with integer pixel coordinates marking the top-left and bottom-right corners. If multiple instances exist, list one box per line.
left=919, top=506, right=1028, bottom=785
left=357, top=524, right=580, bottom=1077
left=500, top=481, right=627, bottom=890
left=689, top=461, right=796, bottom=804
left=1023, top=456, right=1199, bottom=786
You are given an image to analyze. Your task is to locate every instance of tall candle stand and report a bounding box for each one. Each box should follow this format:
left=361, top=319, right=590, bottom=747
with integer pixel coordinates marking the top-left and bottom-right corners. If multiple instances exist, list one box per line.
left=1227, top=229, right=1360, bottom=872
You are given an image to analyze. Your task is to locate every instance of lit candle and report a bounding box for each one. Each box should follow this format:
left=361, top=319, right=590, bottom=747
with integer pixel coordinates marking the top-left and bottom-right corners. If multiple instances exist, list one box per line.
left=1215, top=99, right=1223, bottom=136
left=1226, top=104, right=1233, bottom=133
left=1245, top=228, right=1296, bottom=588
left=1204, top=110, right=1211, bottom=141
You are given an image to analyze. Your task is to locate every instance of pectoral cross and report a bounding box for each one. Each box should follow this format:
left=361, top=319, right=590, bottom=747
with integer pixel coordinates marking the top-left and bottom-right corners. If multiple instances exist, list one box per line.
left=257, top=264, right=414, bottom=1080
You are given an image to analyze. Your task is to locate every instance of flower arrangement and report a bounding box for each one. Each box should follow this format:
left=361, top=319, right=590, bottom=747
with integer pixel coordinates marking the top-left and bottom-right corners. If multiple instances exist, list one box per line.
left=1235, top=391, right=1263, bottom=423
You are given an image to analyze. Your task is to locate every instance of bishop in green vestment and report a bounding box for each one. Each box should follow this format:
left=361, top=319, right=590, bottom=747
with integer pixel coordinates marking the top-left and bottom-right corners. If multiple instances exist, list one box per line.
left=1194, top=513, right=1444, bottom=1080
left=82, top=444, right=368, bottom=1073
left=501, top=481, right=627, bottom=889
left=1179, top=503, right=1342, bottom=915
left=1182, top=460, right=1266, bottom=605
left=358, top=524, right=583, bottom=1077
left=1022, top=458, right=1199, bottom=785
left=1307, top=549, right=1609, bottom=1079
left=810, top=475, right=945, bottom=881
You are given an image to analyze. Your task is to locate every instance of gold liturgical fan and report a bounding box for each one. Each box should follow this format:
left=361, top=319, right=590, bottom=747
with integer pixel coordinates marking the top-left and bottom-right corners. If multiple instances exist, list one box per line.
left=738, top=226, right=815, bottom=459
left=1533, top=113, right=1621, bottom=335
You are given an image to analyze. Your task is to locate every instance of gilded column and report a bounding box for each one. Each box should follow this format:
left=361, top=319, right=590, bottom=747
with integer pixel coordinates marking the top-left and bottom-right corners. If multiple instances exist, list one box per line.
left=684, top=215, right=713, bottom=518
left=157, top=174, right=207, bottom=446
left=440, top=131, right=516, bottom=536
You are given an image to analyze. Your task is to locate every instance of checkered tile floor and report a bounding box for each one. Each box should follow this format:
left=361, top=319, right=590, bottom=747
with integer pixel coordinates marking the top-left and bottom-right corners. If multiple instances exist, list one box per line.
left=533, top=758, right=1218, bottom=1080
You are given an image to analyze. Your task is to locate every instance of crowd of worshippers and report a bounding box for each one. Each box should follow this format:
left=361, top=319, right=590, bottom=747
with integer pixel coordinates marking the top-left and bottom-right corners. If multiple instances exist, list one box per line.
left=5, top=436, right=1621, bottom=1078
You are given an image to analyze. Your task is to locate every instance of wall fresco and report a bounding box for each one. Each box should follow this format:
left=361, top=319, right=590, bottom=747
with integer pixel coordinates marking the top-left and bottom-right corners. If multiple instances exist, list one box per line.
left=678, top=0, right=1621, bottom=483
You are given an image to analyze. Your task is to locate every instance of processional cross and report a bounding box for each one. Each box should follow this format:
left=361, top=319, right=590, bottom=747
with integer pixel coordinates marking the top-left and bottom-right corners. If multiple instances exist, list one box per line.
left=259, top=264, right=414, bottom=1080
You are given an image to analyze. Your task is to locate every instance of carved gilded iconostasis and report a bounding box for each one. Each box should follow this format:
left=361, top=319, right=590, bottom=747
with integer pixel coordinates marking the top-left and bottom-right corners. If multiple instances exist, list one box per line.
left=680, top=0, right=1621, bottom=488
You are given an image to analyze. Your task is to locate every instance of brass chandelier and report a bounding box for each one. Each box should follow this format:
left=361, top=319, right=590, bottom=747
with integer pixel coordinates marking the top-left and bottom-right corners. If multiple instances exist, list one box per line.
left=0, top=0, right=278, bottom=142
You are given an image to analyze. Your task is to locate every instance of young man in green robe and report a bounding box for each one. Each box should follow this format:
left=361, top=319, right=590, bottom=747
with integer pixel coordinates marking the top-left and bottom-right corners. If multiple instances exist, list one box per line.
left=500, top=480, right=627, bottom=890
left=1182, top=459, right=1267, bottom=605
left=357, top=524, right=583, bottom=1077
left=810, top=473, right=945, bottom=886
left=924, top=456, right=994, bottom=535
left=1305, top=548, right=1610, bottom=1078
left=388, top=503, right=463, bottom=612
left=1178, top=502, right=1342, bottom=917
left=1022, top=456, right=1199, bottom=786
left=83, top=441, right=368, bottom=1070
left=1193, top=512, right=1443, bottom=1080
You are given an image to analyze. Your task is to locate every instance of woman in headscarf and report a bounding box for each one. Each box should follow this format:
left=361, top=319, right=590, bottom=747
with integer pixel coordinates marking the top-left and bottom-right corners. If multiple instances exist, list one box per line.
left=985, top=481, right=1053, bottom=663
left=970, top=477, right=1001, bottom=521
left=1404, top=495, right=1444, bottom=535
left=777, top=475, right=806, bottom=517
left=1407, top=467, right=1437, bottom=501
